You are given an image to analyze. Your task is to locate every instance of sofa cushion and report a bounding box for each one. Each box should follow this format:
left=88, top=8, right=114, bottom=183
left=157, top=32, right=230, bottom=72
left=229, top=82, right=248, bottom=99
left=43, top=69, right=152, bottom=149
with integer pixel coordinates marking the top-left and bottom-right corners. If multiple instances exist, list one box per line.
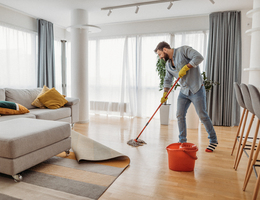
left=0, top=88, right=5, bottom=101
left=31, top=85, right=50, bottom=108
left=5, top=88, right=42, bottom=109
left=0, top=118, right=71, bottom=159
left=38, top=88, right=68, bottom=109
left=0, top=113, right=35, bottom=122
left=29, top=107, right=71, bottom=121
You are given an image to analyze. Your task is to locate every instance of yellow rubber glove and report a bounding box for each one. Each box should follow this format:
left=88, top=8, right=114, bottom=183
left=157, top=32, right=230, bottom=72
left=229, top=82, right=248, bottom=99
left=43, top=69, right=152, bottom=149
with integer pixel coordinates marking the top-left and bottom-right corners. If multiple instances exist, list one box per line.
left=161, top=92, right=168, bottom=104
left=178, top=65, right=190, bottom=78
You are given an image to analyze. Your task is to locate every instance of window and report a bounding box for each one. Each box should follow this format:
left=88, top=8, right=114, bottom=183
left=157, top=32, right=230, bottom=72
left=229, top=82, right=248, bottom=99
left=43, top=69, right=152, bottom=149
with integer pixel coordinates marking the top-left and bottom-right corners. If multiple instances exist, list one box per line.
left=54, top=40, right=71, bottom=96
left=88, top=37, right=125, bottom=114
left=88, top=34, right=171, bottom=117
left=54, top=40, right=62, bottom=93
left=175, top=31, right=208, bottom=71
left=60, top=31, right=208, bottom=118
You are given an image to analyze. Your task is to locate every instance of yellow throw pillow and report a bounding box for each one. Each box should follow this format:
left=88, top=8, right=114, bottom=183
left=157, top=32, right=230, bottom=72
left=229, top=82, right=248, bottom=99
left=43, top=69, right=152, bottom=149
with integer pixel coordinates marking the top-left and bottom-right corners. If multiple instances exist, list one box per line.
left=0, top=102, right=29, bottom=115
left=31, top=85, right=50, bottom=108
left=38, top=88, right=68, bottom=109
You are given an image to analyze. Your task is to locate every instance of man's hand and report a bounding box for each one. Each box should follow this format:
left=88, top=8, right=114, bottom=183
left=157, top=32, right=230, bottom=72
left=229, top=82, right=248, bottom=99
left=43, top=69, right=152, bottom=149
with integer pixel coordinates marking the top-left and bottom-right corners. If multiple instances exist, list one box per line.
left=179, top=65, right=190, bottom=78
left=161, top=92, right=168, bottom=104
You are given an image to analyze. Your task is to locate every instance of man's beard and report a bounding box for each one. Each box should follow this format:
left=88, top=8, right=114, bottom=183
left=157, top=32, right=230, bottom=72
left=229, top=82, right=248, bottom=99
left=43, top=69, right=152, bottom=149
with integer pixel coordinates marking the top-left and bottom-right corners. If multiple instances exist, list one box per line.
left=164, top=53, right=169, bottom=61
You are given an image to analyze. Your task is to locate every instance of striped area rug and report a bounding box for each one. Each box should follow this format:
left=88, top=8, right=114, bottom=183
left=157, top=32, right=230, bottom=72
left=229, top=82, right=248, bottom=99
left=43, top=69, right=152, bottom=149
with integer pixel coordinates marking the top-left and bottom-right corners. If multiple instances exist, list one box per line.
left=0, top=131, right=130, bottom=200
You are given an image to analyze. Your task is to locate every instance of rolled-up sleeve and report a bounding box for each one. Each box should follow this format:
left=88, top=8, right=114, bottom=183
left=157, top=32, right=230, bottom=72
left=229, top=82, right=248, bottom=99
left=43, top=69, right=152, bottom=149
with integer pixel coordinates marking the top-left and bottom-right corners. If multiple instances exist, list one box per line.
left=184, top=46, right=204, bottom=68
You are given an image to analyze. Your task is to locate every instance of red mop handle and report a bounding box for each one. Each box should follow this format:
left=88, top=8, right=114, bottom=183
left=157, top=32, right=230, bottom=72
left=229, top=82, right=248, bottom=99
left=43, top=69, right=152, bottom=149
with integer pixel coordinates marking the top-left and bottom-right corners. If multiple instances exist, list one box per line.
left=135, top=77, right=180, bottom=140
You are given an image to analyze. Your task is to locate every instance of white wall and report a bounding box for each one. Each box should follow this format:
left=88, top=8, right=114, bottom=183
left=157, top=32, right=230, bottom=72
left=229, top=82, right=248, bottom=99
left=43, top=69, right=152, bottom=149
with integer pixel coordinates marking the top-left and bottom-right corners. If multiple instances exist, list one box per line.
left=241, top=9, right=252, bottom=84
left=0, top=5, right=36, bottom=32
left=0, top=5, right=66, bottom=39
left=89, top=15, right=209, bottom=38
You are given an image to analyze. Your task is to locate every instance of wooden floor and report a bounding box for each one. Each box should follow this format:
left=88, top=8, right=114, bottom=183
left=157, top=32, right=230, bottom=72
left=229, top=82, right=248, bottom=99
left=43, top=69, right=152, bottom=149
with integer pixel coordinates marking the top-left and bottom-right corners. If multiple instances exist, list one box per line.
left=73, top=114, right=260, bottom=200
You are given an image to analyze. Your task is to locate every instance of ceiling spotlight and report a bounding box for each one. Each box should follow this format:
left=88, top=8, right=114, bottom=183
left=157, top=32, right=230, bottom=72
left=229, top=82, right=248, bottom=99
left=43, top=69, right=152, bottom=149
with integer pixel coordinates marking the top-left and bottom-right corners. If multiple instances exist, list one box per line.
left=107, top=10, right=112, bottom=16
left=209, top=0, right=215, bottom=4
left=167, top=2, right=173, bottom=10
left=135, top=6, right=139, bottom=14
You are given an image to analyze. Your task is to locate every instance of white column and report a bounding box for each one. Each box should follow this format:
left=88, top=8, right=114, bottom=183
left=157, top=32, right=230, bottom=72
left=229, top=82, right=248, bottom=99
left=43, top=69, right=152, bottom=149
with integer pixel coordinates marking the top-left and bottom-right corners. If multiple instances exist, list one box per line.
left=245, top=0, right=260, bottom=85
left=245, top=0, right=260, bottom=139
left=71, top=9, right=89, bottom=123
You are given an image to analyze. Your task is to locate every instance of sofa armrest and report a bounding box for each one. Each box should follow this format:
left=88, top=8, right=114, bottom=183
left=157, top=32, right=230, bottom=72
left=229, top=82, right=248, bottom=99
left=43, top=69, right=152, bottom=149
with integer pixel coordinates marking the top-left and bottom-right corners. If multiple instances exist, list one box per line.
left=65, top=97, right=80, bottom=106
left=65, top=97, right=80, bottom=124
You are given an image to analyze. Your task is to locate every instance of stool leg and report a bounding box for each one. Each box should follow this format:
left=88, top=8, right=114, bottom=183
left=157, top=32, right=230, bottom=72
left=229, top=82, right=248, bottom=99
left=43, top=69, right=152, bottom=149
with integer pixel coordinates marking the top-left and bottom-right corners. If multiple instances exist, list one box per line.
left=243, top=139, right=260, bottom=191
left=234, top=110, right=249, bottom=168
left=235, top=114, right=255, bottom=170
left=231, top=108, right=246, bottom=156
left=253, top=168, right=260, bottom=200
left=244, top=120, right=260, bottom=182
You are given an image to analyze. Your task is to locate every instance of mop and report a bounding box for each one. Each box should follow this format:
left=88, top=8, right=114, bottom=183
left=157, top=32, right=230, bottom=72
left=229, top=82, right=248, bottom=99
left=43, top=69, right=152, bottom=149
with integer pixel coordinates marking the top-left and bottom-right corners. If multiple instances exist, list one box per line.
left=127, top=77, right=180, bottom=147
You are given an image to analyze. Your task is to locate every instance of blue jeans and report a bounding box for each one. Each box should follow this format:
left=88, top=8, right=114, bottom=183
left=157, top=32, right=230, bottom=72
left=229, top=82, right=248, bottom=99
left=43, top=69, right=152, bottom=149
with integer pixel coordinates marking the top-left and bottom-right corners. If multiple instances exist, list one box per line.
left=176, top=85, right=218, bottom=144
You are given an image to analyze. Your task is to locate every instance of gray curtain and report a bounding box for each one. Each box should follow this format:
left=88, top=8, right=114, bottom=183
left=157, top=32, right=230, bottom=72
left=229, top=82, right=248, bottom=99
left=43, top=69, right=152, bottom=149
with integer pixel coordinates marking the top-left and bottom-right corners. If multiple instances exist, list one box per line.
left=37, top=19, right=55, bottom=88
left=205, top=11, right=241, bottom=126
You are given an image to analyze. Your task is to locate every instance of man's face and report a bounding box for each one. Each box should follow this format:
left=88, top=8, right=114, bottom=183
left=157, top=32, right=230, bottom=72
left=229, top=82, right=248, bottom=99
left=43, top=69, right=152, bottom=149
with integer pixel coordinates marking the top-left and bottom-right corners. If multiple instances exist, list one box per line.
left=157, top=49, right=169, bottom=61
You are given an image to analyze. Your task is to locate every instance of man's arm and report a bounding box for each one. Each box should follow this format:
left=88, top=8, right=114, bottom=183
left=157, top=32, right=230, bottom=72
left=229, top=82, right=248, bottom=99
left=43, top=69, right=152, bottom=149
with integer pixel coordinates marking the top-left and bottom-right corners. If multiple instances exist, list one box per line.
left=184, top=46, right=204, bottom=68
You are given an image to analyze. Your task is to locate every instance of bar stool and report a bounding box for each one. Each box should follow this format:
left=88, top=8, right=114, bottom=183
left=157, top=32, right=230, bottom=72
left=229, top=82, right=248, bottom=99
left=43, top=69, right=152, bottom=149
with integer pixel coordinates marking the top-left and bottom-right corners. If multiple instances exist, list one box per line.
left=243, top=84, right=260, bottom=200
left=234, top=83, right=256, bottom=170
left=231, top=82, right=248, bottom=157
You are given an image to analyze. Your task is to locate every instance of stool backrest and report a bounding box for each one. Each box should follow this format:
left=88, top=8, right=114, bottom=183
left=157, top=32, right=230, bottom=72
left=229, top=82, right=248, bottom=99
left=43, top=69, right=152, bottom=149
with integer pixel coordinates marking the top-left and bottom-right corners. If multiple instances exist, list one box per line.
left=240, top=83, right=255, bottom=115
left=234, top=82, right=246, bottom=109
left=248, top=84, right=260, bottom=119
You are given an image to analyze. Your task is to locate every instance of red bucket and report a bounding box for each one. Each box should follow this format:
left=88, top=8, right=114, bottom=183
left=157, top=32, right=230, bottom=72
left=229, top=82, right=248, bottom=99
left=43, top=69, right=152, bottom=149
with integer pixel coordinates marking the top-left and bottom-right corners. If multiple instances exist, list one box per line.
left=166, top=143, right=198, bottom=172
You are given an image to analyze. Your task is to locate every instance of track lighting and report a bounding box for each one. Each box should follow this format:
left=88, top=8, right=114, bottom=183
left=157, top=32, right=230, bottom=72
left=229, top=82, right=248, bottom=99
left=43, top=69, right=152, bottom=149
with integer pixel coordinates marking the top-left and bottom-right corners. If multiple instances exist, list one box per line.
left=101, top=0, right=180, bottom=16
left=167, top=2, right=173, bottom=9
left=209, top=0, right=215, bottom=4
left=135, top=6, right=139, bottom=14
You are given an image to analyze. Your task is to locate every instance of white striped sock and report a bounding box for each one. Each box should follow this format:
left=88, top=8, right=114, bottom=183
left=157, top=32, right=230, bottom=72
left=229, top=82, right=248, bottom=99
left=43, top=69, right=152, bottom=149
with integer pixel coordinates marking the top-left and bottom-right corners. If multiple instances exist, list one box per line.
left=207, top=143, right=218, bottom=151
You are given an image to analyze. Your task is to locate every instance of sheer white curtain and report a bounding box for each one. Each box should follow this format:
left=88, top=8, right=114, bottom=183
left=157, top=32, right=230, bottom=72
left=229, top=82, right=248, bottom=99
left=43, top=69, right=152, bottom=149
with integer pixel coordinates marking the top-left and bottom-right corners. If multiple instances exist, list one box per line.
left=0, top=24, right=37, bottom=88
left=136, top=34, right=170, bottom=118
left=174, top=31, right=208, bottom=72
left=80, top=32, right=208, bottom=119
left=88, top=34, right=170, bottom=118
left=88, top=37, right=125, bottom=115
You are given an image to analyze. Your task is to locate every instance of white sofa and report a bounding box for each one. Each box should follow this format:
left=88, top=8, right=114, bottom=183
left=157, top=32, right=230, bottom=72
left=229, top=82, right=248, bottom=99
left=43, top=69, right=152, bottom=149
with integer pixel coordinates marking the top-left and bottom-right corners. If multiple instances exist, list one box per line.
left=0, top=87, right=79, bottom=181
left=0, top=88, right=79, bottom=126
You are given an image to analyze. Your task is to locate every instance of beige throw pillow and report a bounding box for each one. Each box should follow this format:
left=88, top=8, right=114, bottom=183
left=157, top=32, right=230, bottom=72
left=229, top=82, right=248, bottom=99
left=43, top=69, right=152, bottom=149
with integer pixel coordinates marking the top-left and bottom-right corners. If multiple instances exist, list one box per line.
left=31, top=85, right=50, bottom=108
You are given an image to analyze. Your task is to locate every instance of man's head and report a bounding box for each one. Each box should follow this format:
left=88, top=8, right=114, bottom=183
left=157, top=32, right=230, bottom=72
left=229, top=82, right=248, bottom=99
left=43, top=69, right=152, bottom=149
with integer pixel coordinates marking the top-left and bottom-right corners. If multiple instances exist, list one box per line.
left=154, top=41, right=171, bottom=61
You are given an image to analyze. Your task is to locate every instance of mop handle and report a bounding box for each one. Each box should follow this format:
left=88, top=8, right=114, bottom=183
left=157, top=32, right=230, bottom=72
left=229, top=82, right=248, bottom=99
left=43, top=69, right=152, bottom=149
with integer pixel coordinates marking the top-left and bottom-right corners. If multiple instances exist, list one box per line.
left=136, top=77, right=180, bottom=140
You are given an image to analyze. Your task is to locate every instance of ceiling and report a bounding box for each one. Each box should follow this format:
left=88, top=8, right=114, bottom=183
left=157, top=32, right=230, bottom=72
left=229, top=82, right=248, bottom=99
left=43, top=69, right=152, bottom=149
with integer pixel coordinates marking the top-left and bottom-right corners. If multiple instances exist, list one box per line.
left=0, top=0, right=253, bottom=29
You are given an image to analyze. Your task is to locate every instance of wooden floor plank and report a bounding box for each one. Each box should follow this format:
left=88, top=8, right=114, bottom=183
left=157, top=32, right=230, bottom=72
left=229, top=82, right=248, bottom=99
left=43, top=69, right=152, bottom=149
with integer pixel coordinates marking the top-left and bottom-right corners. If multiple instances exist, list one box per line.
left=73, top=115, right=259, bottom=200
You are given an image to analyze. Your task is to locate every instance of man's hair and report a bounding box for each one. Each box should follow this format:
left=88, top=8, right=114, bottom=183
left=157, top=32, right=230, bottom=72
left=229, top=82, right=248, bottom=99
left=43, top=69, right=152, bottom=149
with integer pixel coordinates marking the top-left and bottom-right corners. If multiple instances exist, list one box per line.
left=154, top=41, right=171, bottom=53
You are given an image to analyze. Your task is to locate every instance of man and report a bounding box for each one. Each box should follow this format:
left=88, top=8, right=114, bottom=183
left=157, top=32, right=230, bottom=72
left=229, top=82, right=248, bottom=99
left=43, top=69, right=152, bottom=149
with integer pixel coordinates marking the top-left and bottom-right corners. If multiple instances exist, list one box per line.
left=154, top=41, right=218, bottom=152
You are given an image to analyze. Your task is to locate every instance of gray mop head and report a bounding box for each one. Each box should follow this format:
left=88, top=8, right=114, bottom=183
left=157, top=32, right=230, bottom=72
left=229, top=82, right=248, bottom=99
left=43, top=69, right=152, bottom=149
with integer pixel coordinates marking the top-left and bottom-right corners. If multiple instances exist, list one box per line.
left=127, top=138, right=147, bottom=147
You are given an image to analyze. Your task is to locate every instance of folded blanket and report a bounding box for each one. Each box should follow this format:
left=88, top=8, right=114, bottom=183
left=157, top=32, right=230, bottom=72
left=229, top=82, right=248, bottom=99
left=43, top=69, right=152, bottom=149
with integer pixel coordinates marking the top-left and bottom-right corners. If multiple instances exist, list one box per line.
left=0, top=101, right=19, bottom=110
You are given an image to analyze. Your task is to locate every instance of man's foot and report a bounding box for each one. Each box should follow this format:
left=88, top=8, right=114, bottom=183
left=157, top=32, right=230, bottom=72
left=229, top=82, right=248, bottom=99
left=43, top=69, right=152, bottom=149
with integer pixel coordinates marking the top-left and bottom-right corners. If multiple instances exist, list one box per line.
left=205, top=143, right=218, bottom=152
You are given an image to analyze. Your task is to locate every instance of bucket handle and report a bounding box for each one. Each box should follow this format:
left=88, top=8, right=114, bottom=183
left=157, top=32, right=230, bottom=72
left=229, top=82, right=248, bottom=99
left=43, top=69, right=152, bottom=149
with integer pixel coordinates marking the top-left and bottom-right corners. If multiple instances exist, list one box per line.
left=183, top=150, right=198, bottom=160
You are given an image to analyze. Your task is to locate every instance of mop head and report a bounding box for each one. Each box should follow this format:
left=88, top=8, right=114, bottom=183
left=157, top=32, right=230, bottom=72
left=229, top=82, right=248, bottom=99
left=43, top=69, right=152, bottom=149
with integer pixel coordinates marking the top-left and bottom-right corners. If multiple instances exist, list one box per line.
left=127, top=138, right=147, bottom=147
